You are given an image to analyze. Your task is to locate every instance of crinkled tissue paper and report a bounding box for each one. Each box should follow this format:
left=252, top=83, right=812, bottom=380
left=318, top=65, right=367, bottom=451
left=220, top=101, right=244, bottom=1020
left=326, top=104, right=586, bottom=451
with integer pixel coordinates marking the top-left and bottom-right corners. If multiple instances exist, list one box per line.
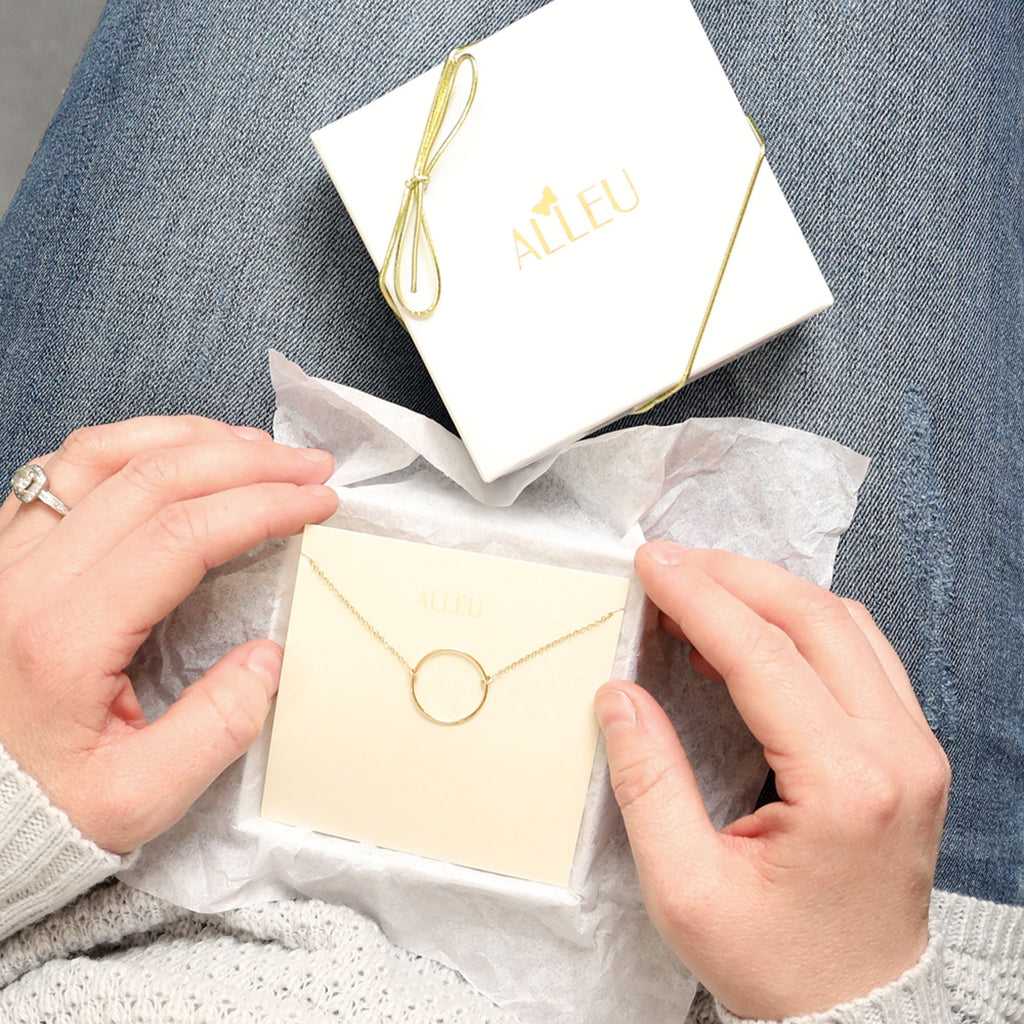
left=120, top=350, right=868, bottom=1024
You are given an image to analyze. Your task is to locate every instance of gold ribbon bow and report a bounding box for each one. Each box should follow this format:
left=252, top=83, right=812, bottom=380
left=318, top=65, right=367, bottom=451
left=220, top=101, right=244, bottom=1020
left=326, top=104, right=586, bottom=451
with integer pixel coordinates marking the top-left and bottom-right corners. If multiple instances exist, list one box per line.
left=379, top=47, right=478, bottom=322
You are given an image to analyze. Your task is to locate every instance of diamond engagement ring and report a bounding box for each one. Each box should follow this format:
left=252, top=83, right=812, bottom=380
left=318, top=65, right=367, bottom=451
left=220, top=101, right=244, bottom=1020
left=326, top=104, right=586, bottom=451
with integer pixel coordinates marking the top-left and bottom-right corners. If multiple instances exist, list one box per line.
left=10, top=464, right=70, bottom=517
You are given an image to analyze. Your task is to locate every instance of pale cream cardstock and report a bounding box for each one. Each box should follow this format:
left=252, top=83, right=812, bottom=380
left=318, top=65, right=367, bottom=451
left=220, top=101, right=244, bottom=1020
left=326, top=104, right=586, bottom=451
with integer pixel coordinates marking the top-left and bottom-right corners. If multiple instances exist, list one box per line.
left=118, top=353, right=869, bottom=1024
left=263, top=526, right=631, bottom=887
left=312, top=0, right=833, bottom=481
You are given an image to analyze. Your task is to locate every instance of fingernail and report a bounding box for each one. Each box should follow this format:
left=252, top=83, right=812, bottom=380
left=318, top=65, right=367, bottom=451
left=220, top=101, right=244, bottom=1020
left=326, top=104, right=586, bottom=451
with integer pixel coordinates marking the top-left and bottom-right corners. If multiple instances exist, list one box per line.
left=299, top=448, right=332, bottom=463
left=231, top=425, right=269, bottom=441
left=643, top=541, right=688, bottom=566
left=245, top=644, right=282, bottom=698
left=301, top=483, right=337, bottom=500
left=595, top=689, right=637, bottom=741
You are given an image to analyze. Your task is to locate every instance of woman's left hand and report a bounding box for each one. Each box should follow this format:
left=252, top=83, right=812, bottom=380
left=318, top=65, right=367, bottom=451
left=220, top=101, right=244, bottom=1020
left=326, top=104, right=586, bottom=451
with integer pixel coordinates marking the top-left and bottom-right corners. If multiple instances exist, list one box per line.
left=596, top=543, right=950, bottom=1020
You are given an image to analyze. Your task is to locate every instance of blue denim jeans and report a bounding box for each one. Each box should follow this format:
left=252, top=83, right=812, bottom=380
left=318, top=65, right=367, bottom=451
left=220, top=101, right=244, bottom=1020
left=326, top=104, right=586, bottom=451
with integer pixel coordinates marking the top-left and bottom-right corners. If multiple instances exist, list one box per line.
left=1, top=1, right=1021, bottom=905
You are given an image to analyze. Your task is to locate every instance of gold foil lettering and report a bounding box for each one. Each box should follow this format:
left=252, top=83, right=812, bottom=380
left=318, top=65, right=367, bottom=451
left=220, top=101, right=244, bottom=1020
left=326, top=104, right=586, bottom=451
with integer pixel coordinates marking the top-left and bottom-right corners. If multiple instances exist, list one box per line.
left=513, top=168, right=638, bottom=268
left=530, top=218, right=566, bottom=256
left=577, top=185, right=613, bottom=230
left=553, top=204, right=589, bottom=243
left=454, top=595, right=484, bottom=617
left=602, top=169, right=640, bottom=213
left=417, top=590, right=483, bottom=617
left=513, top=229, right=542, bottom=270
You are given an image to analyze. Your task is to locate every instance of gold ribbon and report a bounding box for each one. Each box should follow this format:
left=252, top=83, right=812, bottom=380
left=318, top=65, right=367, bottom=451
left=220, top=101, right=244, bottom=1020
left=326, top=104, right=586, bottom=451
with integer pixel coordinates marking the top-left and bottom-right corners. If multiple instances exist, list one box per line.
left=378, top=46, right=478, bottom=322
left=633, top=116, right=767, bottom=413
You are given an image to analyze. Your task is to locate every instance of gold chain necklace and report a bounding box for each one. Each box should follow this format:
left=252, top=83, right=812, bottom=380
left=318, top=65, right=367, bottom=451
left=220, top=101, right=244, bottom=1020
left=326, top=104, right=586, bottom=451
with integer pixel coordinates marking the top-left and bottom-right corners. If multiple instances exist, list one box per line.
left=303, top=555, right=624, bottom=726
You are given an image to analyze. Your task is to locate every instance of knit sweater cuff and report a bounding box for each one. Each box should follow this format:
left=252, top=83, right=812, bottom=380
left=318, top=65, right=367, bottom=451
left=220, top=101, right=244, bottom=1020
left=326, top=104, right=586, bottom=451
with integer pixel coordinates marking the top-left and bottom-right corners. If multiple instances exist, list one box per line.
left=0, top=744, right=128, bottom=943
left=713, top=926, right=951, bottom=1024
left=932, top=888, right=1024, bottom=1018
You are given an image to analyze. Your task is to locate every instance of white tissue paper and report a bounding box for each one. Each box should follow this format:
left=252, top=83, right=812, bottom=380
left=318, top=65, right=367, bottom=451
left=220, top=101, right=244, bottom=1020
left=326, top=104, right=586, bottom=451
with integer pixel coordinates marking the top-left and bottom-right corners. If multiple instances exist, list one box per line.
left=119, top=351, right=868, bottom=1024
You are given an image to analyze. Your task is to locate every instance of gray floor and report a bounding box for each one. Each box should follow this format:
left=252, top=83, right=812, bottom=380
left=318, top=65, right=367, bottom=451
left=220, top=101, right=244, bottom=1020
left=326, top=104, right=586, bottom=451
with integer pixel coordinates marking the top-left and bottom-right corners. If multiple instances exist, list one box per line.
left=0, top=0, right=107, bottom=219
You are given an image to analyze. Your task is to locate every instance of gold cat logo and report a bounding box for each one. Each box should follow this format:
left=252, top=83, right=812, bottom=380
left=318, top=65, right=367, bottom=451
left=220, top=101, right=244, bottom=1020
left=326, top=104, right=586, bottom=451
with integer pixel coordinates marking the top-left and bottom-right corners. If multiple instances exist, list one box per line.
left=532, top=186, right=558, bottom=217
left=513, top=169, right=640, bottom=271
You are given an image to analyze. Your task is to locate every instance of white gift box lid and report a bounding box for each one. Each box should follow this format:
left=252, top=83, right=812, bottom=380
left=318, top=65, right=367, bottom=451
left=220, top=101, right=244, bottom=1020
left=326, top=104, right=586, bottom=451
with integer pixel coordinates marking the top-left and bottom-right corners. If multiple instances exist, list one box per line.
left=313, top=0, right=832, bottom=482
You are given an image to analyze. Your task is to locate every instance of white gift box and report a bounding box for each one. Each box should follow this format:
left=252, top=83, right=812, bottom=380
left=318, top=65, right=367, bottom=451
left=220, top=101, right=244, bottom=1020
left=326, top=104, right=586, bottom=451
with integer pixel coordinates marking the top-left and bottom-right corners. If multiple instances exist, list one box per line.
left=313, top=0, right=832, bottom=482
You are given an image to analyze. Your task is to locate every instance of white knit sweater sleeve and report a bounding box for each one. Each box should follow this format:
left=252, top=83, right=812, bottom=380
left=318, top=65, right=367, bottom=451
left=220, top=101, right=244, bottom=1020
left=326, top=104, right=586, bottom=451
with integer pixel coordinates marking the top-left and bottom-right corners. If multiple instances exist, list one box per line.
left=0, top=745, right=126, bottom=943
left=710, top=890, right=1024, bottom=1024
left=3, top=737, right=1023, bottom=1022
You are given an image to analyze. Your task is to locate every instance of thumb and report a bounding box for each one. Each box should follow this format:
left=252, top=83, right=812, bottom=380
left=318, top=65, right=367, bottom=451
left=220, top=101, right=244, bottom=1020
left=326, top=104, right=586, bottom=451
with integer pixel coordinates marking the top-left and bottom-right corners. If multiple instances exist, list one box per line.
left=122, top=639, right=281, bottom=845
left=595, top=681, right=717, bottom=907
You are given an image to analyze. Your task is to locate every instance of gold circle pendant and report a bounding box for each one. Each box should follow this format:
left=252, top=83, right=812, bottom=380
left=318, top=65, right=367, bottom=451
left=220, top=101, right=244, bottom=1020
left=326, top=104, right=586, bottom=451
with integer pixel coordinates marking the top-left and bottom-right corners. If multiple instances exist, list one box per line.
left=410, top=648, right=490, bottom=725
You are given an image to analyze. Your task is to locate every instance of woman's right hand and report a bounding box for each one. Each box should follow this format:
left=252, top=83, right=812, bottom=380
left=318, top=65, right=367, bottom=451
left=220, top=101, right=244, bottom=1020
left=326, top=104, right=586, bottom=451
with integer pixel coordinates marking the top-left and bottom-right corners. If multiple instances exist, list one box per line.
left=0, top=416, right=338, bottom=854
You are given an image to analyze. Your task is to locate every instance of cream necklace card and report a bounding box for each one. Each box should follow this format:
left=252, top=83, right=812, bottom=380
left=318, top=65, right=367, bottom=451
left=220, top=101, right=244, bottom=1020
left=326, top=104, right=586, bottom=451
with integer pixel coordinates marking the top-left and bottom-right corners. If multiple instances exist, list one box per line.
left=261, top=524, right=631, bottom=888
left=312, top=0, right=831, bottom=483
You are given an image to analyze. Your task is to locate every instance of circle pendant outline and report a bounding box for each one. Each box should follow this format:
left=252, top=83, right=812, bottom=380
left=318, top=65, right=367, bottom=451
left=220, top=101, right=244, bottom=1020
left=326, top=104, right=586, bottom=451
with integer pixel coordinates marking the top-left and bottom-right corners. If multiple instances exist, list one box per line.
left=411, top=648, right=489, bottom=726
